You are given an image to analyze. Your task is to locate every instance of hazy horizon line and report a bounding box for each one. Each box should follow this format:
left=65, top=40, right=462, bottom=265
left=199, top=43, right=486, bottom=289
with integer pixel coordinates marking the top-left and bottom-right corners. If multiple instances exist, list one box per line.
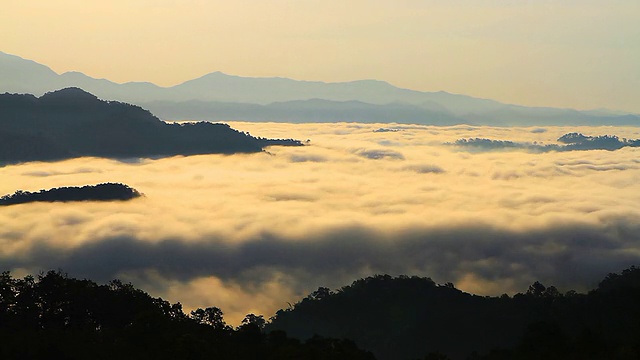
left=4, top=50, right=636, bottom=115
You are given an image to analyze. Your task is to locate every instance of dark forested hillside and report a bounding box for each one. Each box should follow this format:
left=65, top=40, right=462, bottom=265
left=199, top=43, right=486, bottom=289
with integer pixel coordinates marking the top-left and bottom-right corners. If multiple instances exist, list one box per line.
left=268, top=268, right=640, bottom=360
left=2, top=266, right=640, bottom=359
left=0, top=183, right=141, bottom=205
left=0, top=270, right=374, bottom=360
left=0, top=88, right=302, bottom=164
left=452, top=132, right=640, bottom=153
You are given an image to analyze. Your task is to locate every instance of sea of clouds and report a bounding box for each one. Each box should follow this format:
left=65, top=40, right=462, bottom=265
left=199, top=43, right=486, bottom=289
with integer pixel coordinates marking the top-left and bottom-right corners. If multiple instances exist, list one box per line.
left=2, top=122, right=640, bottom=324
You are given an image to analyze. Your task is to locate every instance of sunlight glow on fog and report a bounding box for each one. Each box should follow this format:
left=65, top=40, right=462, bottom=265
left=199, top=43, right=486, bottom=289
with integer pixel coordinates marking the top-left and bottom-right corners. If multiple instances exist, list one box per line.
left=2, top=123, right=640, bottom=324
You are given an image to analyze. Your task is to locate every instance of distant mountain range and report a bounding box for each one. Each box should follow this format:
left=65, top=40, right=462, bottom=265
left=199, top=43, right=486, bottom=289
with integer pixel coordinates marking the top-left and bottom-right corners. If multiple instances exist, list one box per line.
left=0, top=87, right=301, bottom=165
left=1, top=51, right=638, bottom=126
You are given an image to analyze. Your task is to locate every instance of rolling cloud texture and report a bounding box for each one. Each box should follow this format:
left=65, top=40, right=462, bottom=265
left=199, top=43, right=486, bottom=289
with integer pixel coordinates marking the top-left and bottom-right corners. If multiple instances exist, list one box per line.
left=1, top=123, right=640, bottom=324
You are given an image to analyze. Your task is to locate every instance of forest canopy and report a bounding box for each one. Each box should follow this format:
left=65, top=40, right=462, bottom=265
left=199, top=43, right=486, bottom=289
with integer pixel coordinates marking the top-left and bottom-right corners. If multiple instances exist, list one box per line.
left=0, top=270, right=374, bottom=360
left=0, top=88, right=302, bottom=164
left=2, top=266, right=640, bottom=359
left=0, top=183, right=142, bottom=205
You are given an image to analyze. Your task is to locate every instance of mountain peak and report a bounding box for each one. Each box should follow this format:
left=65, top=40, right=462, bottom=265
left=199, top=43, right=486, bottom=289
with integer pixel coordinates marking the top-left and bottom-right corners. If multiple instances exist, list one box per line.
left=60, top=71, right=91, bottom=78
left=201, top=71, right=232, bottom=78
left=40, top=87, right=99, bottom=102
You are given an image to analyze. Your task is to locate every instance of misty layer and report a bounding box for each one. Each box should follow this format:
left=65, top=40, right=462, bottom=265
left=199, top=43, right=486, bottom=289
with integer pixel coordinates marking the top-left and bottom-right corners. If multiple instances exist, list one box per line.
left=1, top=123, right=640, bottom=324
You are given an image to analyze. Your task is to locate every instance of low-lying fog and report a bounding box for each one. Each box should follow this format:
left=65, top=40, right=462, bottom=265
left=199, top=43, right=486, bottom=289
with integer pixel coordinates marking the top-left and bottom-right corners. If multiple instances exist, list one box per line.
left=2, top=122, right=640, bottom=325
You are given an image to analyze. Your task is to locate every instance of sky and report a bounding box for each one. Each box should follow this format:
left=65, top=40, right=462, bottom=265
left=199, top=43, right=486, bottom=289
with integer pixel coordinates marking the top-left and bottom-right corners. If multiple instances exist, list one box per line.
left=2, top=0, right=639, bottom=113
left=2, top=123, right=640, bottom=325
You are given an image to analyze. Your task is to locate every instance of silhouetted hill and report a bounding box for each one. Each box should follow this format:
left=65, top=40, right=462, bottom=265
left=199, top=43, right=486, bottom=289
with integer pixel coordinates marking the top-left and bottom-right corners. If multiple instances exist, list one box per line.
left=0, top=270, right=375, bottom=360
left=2, top=51, right=638, bottom=126
left=267, top=267, right=640, bottom=360
left=3, top=265, right=640, bottom=359
left=452, top=132, right=640, bottom=152
left=0, top=88, right=302, bottom=164
left=0, top=183, right=142, bottom=205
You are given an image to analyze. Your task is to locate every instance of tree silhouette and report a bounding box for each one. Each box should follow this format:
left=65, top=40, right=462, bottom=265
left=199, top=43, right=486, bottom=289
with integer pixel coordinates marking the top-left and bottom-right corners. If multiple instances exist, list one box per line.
left=241, top=313, right=266, bottom=329
left=190, top=306, right=228, bottom=330
left=526, top=281, right=546, bottom=297
left=0, top=270, right=375, bottom=359
left=308, top=286, right=333, bottom=301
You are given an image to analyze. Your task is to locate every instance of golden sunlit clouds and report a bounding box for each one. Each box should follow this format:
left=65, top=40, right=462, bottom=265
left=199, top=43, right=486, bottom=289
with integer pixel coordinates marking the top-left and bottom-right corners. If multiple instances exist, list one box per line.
left=1, top=1, right=639, bottom=112
left=2, top=123, right=640, bottom=324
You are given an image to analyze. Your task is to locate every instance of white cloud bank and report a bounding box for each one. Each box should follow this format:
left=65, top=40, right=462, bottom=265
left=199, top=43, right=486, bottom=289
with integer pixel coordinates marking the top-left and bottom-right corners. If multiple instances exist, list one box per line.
left=1, top=123, right=640, bottom=324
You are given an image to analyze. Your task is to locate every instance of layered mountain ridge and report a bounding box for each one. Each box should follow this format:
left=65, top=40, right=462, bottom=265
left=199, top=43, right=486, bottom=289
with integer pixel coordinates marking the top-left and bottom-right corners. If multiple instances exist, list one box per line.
left=1, top=51, right=639, bottom=126
left=0, top=87, right=302, bottom=164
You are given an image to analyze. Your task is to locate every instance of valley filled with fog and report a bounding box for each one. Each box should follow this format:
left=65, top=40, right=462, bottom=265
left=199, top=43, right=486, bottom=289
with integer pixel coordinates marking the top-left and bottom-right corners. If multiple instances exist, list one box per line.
left=2, top=122, right=640, bottom=324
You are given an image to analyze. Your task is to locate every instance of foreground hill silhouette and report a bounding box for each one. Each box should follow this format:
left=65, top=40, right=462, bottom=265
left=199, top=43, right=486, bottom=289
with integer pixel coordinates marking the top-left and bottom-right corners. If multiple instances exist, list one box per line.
left=268, top=267, right=640, bottom=360
left=0, top=183, right=141, bottom=205
left=0, top=270, right=374, bottom=360
left=0, top=88, right=302, bottom=164
left=2, top=266, right=640, bottom=359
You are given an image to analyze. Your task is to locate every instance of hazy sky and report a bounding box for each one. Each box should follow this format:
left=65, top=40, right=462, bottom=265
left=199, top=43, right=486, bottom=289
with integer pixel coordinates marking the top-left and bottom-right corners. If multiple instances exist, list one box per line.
left=2, top=0, right=639, bottom=112
left=2, top=123, right=640, bottom=324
